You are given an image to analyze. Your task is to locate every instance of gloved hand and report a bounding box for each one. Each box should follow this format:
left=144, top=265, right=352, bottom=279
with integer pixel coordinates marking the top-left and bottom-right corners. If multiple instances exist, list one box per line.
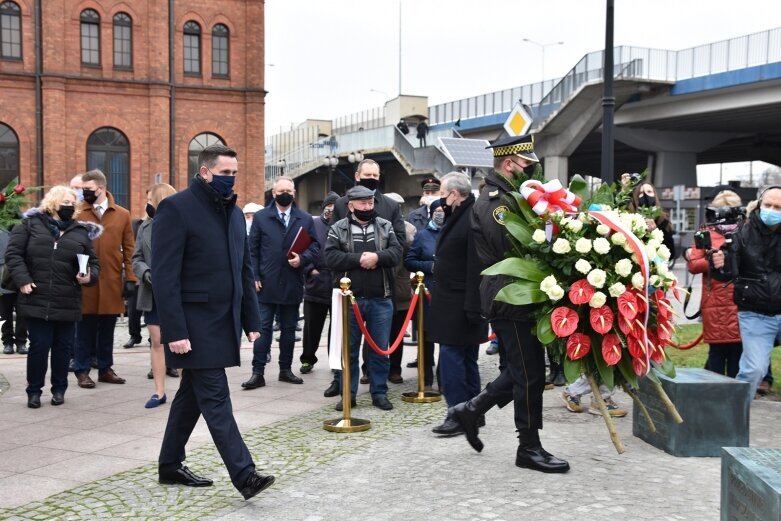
left=123, top=280, right=136, bottom=298
left=143, top=271, right=152, bottom=285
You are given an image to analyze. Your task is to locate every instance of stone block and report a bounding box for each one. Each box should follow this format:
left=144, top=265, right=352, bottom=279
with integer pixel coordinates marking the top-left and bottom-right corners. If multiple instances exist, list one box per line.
left=721, top=447, right=781, bottom=521
left=632, top=368, right=750, bottom=457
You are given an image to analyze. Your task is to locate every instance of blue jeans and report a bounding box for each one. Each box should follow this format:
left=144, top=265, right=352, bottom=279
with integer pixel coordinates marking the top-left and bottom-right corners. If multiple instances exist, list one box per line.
left=74, top=315, right=117, bottom=374
left=337, top=297, right=392, bottom=398
left=26, top=317, right=74, bottom=396
left=252, top=303, right=298, bottom=375
left=736, top=311, right=781, bottom=400
left=439, top=344, right=480, bottom=407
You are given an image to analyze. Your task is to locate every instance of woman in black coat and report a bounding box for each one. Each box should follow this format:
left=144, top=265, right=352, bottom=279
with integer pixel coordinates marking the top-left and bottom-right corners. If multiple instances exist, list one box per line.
left=5, top=185, right=100, bottom=408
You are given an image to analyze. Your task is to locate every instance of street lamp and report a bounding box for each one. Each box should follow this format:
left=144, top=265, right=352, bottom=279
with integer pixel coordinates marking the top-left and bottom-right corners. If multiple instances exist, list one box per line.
left=522, top=38, right=564, bottom=82
left=323, top=155, right=338, bottom=193
left=347, top=151, right=365, bottom=165
left=369, top=88, right=388, bottom=100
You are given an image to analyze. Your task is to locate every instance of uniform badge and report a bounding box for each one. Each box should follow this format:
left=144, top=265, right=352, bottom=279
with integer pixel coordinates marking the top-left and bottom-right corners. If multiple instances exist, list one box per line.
left=493, top=205, right=508, bottom=225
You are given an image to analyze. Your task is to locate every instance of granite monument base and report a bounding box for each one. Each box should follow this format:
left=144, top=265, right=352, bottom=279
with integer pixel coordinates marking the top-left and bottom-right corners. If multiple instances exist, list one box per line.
left=632, top=368, right=750, bottom=457
left=722, top=447, right=781, bottom=521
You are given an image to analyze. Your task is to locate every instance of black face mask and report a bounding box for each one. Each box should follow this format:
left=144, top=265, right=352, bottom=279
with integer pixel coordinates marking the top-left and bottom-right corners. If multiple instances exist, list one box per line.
left=145, top=203, right=156, bottom=219
left=357, top=178, right=379, bottom=191
left=439, top=194, right=454, bottom=218
left=639, top=194, right=656, bottom=207
left=523, top=163, right=537, bottom=175
left=353, top=208, right=377, bottom=222
left=275, top=192, right=294, bottom=207
left=82, top=189, right=99, bottom=205
left=57, top=205, right=75, bottom=222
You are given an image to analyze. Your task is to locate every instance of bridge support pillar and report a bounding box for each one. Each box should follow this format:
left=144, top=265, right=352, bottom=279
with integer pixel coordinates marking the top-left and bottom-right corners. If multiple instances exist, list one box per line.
left=654, top=151, right=697, bottom=188
left=543, top=156, right=568, bottom=185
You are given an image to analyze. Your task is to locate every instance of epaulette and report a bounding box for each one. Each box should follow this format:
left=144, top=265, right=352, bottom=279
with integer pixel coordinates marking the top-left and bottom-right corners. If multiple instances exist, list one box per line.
left=488, top=190, right=500, bottom=199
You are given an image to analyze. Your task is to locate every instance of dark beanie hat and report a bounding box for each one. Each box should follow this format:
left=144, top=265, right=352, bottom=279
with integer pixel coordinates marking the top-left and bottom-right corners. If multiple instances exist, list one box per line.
left=322, top=191, right=339, bottom=209
left=429, top=198, right=443, bottom=218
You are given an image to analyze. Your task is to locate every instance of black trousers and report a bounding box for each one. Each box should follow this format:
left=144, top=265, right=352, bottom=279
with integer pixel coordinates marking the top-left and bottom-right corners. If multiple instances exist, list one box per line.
left=159, top=368, right=255, bottom=490
left=705, top=342, right=742, bottom=378
left=301, top=300, right=330, bottom=366
left=485, top=319, right=545, bottom=431
left=25, top=317, right=73, bottom=396
left=0, top=293, right=27, bottom=345
left=126, top=286, right=142, bottom=339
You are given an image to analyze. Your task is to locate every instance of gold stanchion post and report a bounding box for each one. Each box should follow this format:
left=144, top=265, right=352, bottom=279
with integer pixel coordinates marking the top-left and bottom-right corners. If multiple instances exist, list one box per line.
left=402, top=271, right=441, bottom=403
left=324, top=277, right=371, bottom=432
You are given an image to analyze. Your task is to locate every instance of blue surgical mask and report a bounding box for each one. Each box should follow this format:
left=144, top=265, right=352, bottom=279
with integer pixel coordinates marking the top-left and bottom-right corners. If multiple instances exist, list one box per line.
left=210, top=174, right=235, bottom=197
left=760, top=208, right=781, bottom=227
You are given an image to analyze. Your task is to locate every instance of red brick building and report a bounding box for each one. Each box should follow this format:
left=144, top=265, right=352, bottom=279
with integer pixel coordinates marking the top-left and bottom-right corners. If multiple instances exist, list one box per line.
left=0, top=0, right=265, bottom=216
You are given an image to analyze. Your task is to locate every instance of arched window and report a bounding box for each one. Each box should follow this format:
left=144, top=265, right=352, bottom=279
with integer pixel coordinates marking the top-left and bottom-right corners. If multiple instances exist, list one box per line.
left=183, top=21, right=201, bottom=75
left=87, top=128, right=130, bottom=208
left=0, top=1, right=22, bottom=60
left=188, top=132, right=225, bottom=175
left=211, top=24, right=229, bottom=77
left=0, top=123, right=19, bottom=188
left=80, top=9, right=100, bottom=66
left=112, top=12, right=132, bottom=69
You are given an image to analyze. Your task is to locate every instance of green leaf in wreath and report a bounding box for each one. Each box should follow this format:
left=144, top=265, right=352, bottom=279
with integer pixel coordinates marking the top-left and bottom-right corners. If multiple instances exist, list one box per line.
left=647, top=367, right=662, bottom=385
left=562, top=357, right=582, bottom=385
left=568, top=174, right=589, bottom=206
left=617, top=354, right=639, bottom=389
left=505, top=192, right=540, bottom=225
left=536, top=314, right=556, bottom=345
left=494, top=281, right=548, bottom=306
left=653, top=356, right=677, bottom=379
left=505, top=219, right=533, bottom=246
left=592, top=343, right=615, bottom=389
left=481, top=257, right=549, bottom=282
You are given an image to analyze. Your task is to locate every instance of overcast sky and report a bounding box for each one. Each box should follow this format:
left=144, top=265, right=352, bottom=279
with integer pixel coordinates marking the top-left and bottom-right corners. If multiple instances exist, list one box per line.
left=264, top=0, right=781, bottom=135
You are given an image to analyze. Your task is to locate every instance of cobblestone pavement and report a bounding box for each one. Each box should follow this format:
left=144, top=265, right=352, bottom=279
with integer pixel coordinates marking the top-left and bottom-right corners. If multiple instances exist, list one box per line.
left=0, top=296, right=779, bottom=520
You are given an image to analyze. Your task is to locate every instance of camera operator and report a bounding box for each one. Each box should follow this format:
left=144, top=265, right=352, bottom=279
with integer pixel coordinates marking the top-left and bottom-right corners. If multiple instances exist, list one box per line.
left=684, top=190, right=744, bottom=377
left=711, top=186, right=781, bottom=401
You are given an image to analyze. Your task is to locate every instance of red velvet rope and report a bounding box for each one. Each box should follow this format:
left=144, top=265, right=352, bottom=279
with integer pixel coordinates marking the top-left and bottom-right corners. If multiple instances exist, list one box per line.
left=665, top=332, right=704, bottom=350
left=351, top=290, right=420, bottom=356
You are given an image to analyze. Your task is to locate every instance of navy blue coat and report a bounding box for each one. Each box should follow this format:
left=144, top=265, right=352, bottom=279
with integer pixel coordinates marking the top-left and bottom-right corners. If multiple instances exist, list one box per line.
left=303, top=214, right=333, bottom=305
left=151, top=177, right=261, bottom=369
left=249, top=203, right=319, bottom=305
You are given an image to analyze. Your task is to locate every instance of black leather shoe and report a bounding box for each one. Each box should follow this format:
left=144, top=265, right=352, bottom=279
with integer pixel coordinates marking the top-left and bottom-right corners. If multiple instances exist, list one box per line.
left=3, top=344, right=14, bottom=355
left=334, top=397, right=356, bottom=411
left=166, top=367, right=180, bottom=378
left=278, top=369, right=303, bottom=384
left=323, top=380, right=339, bottom=397
left=242, top=374, right=265, bottom=389
left=451, top=389, right=498, bottom=453
left=553, top=372, right=566, bottom=387
left=27, top=394, right=41, bottom=409
left=372, top=396, right=394, bottom=410
left=516, top=446, right=570, bottom=473
left=240, top=472, right=275, bottom=500
left=432, top=416, right=464, bottom=435
left=51, top=392, right=65, bottom=406
left=16, top=344, right=28, bottom=355
left=159, top=466, right=213, bottom=487
left=123, top=336, right=142, bottom=349
left=406, top=359, right=418, bottom=368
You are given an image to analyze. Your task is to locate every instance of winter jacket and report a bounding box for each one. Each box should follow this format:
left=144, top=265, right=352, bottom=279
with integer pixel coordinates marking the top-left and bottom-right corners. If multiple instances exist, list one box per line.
left=407, top=204, right=430, bottom=232
left=332, top=189, right=407, bottom=245
left=5, top=208, right=101, bottom=322
left=303, top=214, right=333, bottom=305
left=132, top=219, right=155, bottom=312
left=686, top=226, right=740, bottom=344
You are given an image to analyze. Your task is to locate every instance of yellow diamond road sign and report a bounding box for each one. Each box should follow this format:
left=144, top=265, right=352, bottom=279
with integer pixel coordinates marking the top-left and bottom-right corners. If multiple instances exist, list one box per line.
left=504, top=102, right=532, bottom=137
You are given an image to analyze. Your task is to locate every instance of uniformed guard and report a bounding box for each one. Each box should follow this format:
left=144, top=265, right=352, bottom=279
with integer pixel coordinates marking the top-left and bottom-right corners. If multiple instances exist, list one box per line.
left=451, top=134, right=570, bottom=473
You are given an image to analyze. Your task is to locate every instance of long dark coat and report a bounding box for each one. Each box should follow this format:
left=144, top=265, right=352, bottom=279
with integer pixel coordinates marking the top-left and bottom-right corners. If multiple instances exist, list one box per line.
left=303, top=214, right=333, bottom=305
left=427, top=194, right=487, bottom=345
left=151, top=177, right=261, bottom=369
left=249, top=202, right=319, bottom=305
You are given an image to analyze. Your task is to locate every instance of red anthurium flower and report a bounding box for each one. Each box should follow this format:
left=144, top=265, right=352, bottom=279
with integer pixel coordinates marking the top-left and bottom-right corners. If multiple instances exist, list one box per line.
left=568, top=279, right=594, bottom=305
left=13, top=184, right=24, bottom=194
left=589, top=306, right=614, bottom=334
left=632, top=356, right=648, bottom=376
left=551, top=306, right=579, bottom=338
left=0, top=193, right=6, bottom=204
left=617, top=291, right=638, bottom=320
left=656, top=319, right=673, bottom=343
left=631, top=289, right=648, bottom=313
left=648, top=332, right=665, bottom=364
left=617, top=314, right=634, bottom=336
left=601, top=333, right=622, bottom=366
left=566, top=333, right=591, bottom=361
left=627, top=334, right=647, bottom=359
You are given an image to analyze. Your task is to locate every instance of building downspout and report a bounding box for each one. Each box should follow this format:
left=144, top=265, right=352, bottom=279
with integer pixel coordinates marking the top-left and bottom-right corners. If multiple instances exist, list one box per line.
left=34, top=0, right=43, bottom=187
left=168, top=0, right=176, bottom=187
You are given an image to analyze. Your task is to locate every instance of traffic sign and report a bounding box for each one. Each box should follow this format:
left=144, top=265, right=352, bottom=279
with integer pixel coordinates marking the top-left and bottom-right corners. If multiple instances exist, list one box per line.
left=504, top=101, right=533, bottom=137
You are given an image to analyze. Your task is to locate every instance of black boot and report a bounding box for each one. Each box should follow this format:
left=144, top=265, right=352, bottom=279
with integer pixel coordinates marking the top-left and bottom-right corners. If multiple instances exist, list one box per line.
left=451, top=389, right=497, bottom=453
left=515, top=429, right=570, bottom=473
left=432, top=409, right=464, bottom=435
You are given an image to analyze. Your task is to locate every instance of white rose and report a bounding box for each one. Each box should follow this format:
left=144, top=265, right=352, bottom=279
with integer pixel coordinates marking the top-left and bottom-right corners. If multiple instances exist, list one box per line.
left=596, top=224, right=611, bottom=236
left=587, top=269, right=607, bottom=288
left=648, top=239, right=661, bottom=250
left=611, top=232, right=627, bottom=246
left=631, top=272, right=645, bottom=289
left=532, top=229, right=547, bottom=244
left=560, top=216, right=572, bottom=227
left=546, top=285, right=565, bottom=301
left=645, top=243, right=657, bottom=259
left=578, top=212, right=590, bottom=223
left=589, top=291, right=607, bottom=308
left=540, top=275, right=558, bottom=292
left=552, top=238, right=571, bottom=254
left=624, top=243, right=635, bottom=254
left=608, top=282, right=627, bottom=298
left=631, top=253, right=639, bottom=264
left=615, top=258, right=633, bottom=277
left=593, top=237, right=611, bottom=255
left=633, top=217, right=648, bottom=234
left=656, top=262, right=669, bottom=276
left=656, top=244, right=671, bottom=261
left=649, top=275, right=661, bottom=287
left=575, top=238, right=592, bottom=254
left=651, top=229, right=664, bottom=242
left=566, top=219, right=583, bottom=233
left=575, top=259, right=592, bottom=274
left=619, top=214, right=634, bottom=229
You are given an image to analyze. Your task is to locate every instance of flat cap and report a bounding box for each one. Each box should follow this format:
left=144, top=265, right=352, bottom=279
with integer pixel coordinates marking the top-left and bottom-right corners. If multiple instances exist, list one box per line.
left=347, top=185, right=376, bottom=201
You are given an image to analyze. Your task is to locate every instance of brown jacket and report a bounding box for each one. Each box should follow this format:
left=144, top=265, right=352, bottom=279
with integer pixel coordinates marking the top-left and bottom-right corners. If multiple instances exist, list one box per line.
left=79, top=192, right=137, bottom=315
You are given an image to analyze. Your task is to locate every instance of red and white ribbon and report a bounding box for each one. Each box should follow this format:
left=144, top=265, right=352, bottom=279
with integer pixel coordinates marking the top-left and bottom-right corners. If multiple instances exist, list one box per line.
left=519, top=180, right=582, bottom=215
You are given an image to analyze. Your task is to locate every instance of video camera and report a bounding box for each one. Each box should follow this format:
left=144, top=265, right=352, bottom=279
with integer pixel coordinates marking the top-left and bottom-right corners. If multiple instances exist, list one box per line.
left=704, top=205, right=746, bottom=224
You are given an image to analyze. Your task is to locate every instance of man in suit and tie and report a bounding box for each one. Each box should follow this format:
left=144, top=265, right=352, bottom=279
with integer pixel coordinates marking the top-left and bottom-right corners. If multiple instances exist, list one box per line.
left=152, top=144, right=274, bottom=500
left=241, top=176, right=319, bottom=390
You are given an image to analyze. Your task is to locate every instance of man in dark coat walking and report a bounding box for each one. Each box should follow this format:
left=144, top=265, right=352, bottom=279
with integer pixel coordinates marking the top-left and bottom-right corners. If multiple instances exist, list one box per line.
left=152, top=144, right=274, bottom=500
left=426, top=173, right=486, bottom=435
left=241, top=176, right=319, bottom=389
